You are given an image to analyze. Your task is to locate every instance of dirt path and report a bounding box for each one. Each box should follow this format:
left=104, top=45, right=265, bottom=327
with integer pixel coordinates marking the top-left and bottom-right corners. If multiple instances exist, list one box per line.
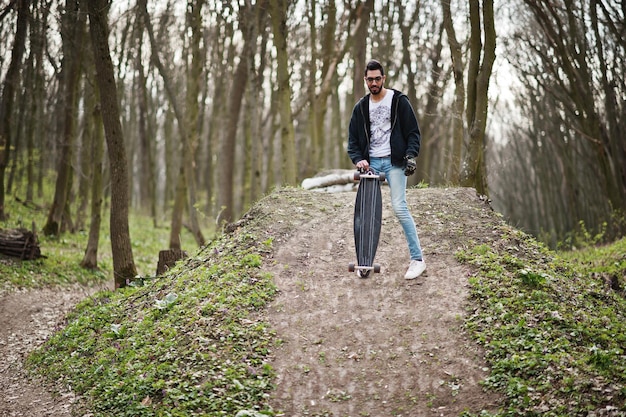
left=0, top=187, right=504, bottom=416
left=0, top=285, right=106, bottom=417
left=264, top=187, right=502, bottom=416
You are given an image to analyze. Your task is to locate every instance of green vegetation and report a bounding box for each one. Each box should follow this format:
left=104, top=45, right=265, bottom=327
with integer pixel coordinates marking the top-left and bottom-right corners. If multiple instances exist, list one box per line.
left=0, top=194, right=198, bottom=292
left=0, top=235, right=109, bottom=290
left=0, top=199, right=103, bottom=290
left=27, top=224, right=278, bottom=416
left=457, top=230, right=626, bottom=416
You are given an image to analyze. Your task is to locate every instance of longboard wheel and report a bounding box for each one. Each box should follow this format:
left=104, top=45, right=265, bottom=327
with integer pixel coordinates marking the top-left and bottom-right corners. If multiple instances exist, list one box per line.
left=348, top=263, right=355, bottom=272
left=378, top=172, right=386, bottom=182
left=373, top=264, right=381, bottom=273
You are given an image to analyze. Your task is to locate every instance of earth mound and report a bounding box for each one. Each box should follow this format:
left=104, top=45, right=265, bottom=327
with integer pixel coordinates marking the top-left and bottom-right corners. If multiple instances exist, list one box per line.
left=254, top=187, right=505, bottom=416
left=1, top=186, right=507, bottom=416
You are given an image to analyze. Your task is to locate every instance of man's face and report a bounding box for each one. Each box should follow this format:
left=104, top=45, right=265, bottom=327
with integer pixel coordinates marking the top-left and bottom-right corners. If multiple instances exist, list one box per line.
left=365, top=70, right=385, bottom=95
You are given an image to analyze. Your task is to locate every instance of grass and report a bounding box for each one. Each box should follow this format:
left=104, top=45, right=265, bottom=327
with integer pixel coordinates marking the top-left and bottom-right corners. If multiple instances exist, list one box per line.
left=457, top=230, right=626, bottom=416
left=0, top=193, right=199, bottom=292
left=27, top=232, right=278, bottom=416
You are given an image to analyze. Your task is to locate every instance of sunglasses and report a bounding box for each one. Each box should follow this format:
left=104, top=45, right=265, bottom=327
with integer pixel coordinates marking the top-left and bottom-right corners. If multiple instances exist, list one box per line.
left=365, top=76, right=383, bottom=84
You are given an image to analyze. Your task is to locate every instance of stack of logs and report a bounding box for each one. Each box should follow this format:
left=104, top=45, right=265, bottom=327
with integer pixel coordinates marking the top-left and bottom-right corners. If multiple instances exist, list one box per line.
left=0, top=227, right=42, bottom=260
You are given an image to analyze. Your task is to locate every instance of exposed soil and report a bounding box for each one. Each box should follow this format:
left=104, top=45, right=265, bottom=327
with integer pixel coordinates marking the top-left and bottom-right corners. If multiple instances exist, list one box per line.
left=263, top=186, right=503, bottom=416
left=0, top=186, right=506, bottom=416
left=0, top=284, right=109, bottom=417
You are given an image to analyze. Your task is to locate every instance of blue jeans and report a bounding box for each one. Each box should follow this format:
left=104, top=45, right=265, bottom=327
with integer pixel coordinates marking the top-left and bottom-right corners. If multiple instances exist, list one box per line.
left=369, top=157, right=423, bottom=261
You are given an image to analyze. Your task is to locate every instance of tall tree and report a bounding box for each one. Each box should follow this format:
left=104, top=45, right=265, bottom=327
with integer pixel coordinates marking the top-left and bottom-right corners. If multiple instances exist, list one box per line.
left=217, top=1, right=256, bottom=224
left=138, top=0, right=205, bottom=247
left=0, top=0, right=29, bottom=221
left=133, top=18, right=157, bottom=224
left=441, top=0, right=495, bottom=194
left=85, top=0, right=137, bottom=288
left=460, top=0, right=496, bottom=195
left=350, top=0, right=374, bottom=104
left=24, top=0, right=47, bottom=203
left=42, top=0, right=85, bottom=236
left=269, top=0, right=297, bottom=185
left=441, top=0, right=465, bottom=184
left=202, top=7, right=232, bottom=217
left=304, top=1, right=368, bottom=176
left=80, top=87, right=104, bottom=269
left=181, top=0, right=206, bottom=246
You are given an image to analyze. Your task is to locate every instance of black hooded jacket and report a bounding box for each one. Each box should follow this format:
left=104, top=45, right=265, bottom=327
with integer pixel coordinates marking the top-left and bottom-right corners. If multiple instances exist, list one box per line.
left=347, top=89, right=421, bottom=168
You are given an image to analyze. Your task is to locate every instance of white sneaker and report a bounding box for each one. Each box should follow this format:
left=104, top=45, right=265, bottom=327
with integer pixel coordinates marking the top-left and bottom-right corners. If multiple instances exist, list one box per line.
left=404, top=260, right=426, bottom=280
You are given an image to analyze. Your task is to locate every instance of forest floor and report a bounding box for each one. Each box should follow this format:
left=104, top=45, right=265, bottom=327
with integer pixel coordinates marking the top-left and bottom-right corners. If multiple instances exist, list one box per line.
left=0, top=284, right=110, bottom=417
left=0, top=186, right=506, bottom=416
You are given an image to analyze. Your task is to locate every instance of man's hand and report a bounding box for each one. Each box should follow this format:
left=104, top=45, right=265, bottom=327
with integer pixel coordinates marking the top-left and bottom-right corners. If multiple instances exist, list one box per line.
left=356, top=160, right=370, bottom=172
left=404, top=157, right=416, bottom=176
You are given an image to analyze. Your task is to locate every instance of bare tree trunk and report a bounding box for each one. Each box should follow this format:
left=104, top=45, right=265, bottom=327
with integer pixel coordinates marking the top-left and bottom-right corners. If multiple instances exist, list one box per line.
left=218, top=2, right=256, bottom=224
left=24, top=8, right=39, bottom=203
left=135, top=34, right=157, bottom=225
left=351, top=0, right=373, bottom=104
left=441, top=0, right=465, bottom=184
left=202, top=10, right=235, bottom=217
left=269, top=0, right=297, bottom=185
left=0, top=0, right=29, bottom=221
left=313, top=1, right=336, bottom=172
left=304, top=1, right=320, bottom=178
left=137, top=0, right=186, bottom=249
left=591, top=0, right=626, bottom=214
left=24, top=1, right=49, bottom=204
left=138, top=0, right=205, bottom=247
left=218, top=56, right=248, bottom=224
left=417, top=21, right=446, bottom=183
left=330, top=73, right=342, bottom=168
left=266, top=88, right=279, bottom=188
left=459, top=0, right=496, bottom=195
left=81, top=91, right=104, bottom=269
left=310, top=1, right=367, bottom=176
left=249, top=22, right=267, bottom=205
left=441, top=0, right=496, bottom=195
left=42, top=0, right=84, bottom=236
left=75, top=78, right=93, bottom=232
left=85, top=0, right=137, bottom=288
left=181, top=0, right=206, bottom=246
left=6, top=71, right=27, bottom=195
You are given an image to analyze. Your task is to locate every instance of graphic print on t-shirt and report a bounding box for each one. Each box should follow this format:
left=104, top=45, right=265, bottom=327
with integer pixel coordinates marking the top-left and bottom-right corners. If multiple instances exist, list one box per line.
left=369, top=92, right=392, bottom=157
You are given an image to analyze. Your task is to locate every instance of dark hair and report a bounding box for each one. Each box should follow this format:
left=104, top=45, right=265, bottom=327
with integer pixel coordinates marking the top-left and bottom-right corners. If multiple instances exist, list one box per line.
left=365, top=60, right=385, bottom=76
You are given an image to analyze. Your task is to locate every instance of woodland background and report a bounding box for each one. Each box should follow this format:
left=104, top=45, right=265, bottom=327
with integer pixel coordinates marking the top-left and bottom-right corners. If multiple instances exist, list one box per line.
left=0, top=0, right=624, bottom=285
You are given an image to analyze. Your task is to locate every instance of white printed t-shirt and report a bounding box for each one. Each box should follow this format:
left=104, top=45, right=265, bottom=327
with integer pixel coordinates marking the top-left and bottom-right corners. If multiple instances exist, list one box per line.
left=369, top=90, right=393, bottom=158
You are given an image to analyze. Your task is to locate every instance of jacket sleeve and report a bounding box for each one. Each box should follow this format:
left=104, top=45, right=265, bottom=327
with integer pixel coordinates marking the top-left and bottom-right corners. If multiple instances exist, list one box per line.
left=347, top=103, right=365, bottom=164
left=400, top=96, right=421, bottom=159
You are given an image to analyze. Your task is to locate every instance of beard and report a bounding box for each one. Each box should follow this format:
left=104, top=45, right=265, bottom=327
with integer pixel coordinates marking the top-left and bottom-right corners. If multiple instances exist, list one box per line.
left=368, top=85, right=382, bottom=95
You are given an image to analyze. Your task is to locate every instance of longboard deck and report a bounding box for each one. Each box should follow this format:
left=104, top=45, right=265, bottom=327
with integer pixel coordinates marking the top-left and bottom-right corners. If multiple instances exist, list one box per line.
left=351, top=171, right=383, bottom=276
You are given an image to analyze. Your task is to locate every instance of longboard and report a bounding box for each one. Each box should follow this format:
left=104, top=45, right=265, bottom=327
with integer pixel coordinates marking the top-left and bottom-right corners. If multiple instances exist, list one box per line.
left=348, top=169, right=385, bottom=278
